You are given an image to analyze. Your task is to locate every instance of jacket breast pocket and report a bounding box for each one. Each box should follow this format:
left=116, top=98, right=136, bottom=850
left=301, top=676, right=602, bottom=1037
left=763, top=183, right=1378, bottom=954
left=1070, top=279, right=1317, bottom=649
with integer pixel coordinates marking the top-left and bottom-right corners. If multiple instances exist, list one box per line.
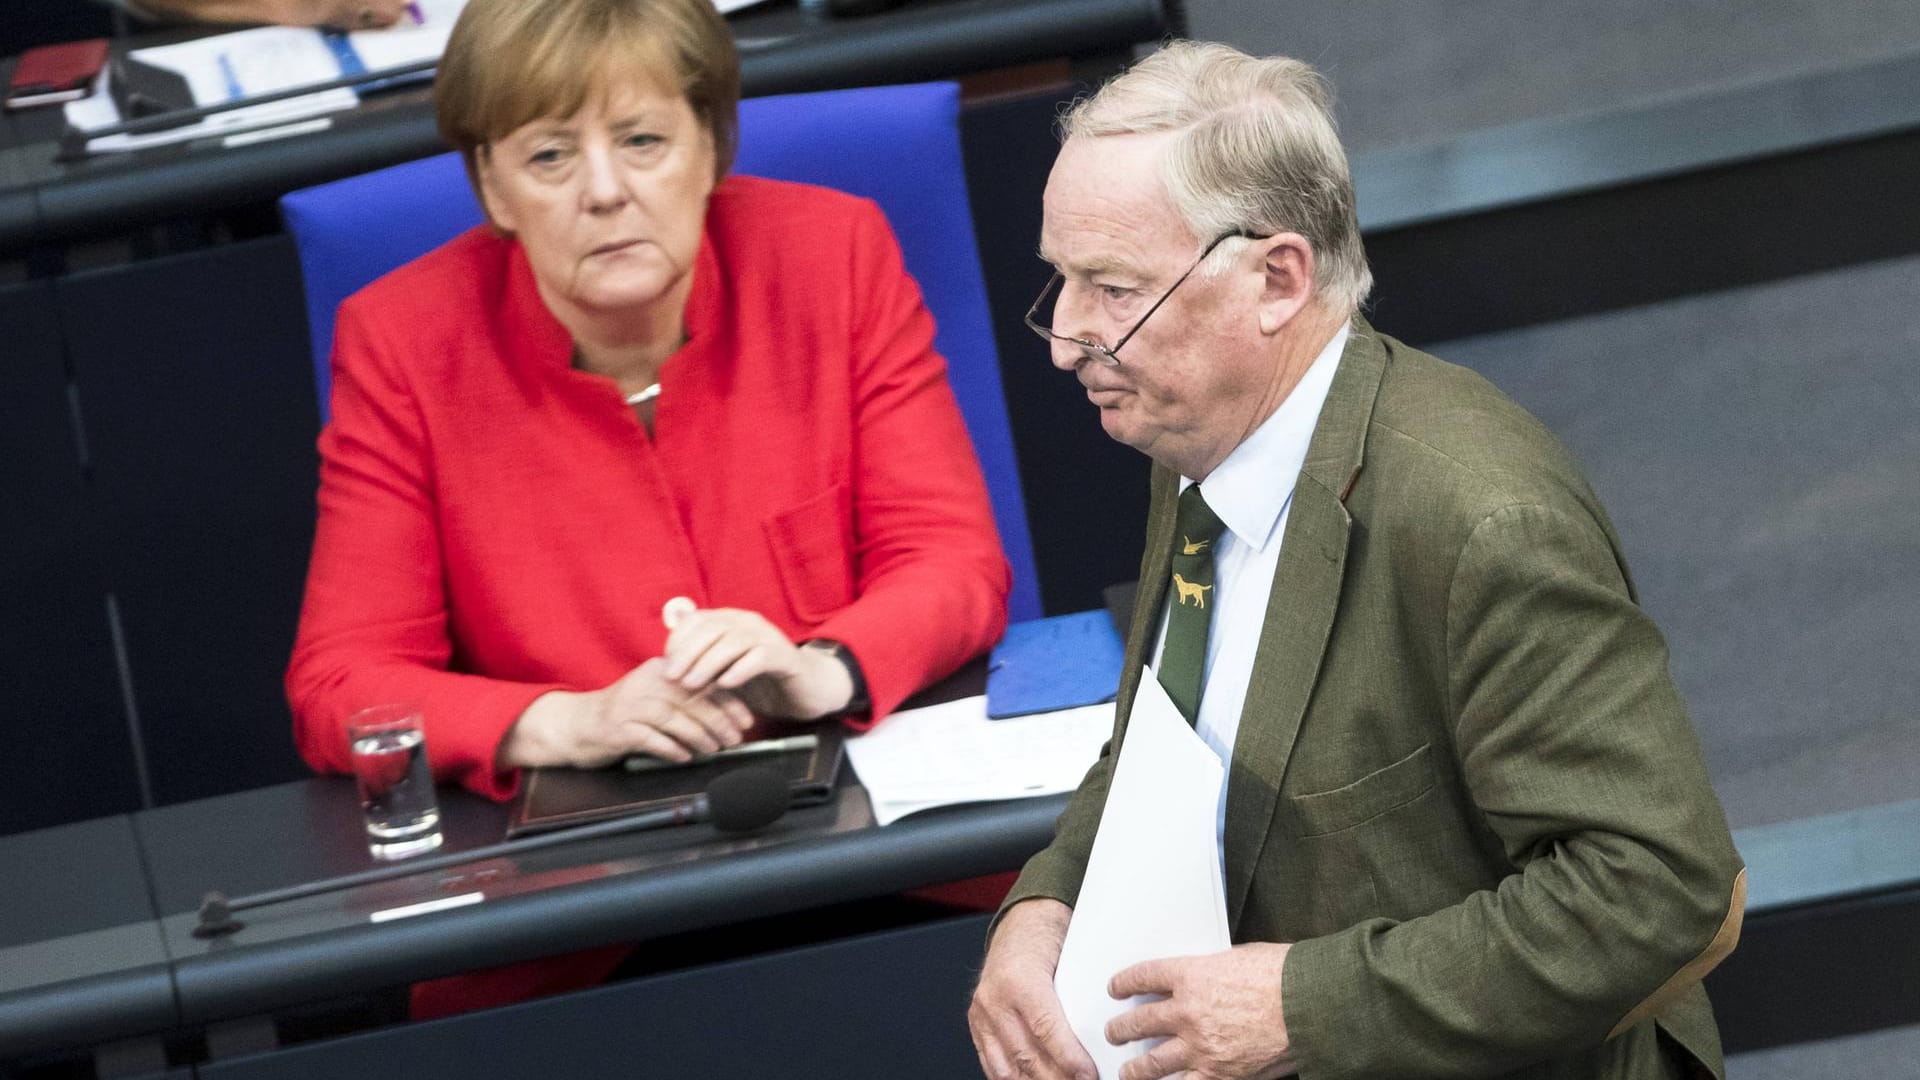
left=1289, top=742, right=1436, bottom=838
left=762, top=482, right=855, bottom=623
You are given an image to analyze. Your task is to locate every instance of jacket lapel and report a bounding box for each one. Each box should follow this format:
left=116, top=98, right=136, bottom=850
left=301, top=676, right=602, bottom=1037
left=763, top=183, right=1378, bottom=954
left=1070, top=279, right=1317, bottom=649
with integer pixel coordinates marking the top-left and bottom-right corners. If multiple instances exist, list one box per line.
left=1111, top=466, right=1179, bottom=738
left=1223, top=319, right=1389, bottom=929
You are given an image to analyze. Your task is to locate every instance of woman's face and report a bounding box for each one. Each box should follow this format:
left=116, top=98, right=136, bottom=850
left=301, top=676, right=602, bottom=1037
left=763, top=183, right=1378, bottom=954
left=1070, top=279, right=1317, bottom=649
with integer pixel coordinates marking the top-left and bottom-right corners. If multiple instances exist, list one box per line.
left=477, top=73, right=717, bottom=317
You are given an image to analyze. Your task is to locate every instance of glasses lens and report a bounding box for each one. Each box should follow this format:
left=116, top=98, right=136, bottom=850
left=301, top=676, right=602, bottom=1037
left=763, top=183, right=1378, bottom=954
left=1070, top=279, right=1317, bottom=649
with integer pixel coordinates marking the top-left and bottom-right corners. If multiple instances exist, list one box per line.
left=1078, top=340, right=1117, bottom=366
left=1027, top=274, right=1119, bottom=364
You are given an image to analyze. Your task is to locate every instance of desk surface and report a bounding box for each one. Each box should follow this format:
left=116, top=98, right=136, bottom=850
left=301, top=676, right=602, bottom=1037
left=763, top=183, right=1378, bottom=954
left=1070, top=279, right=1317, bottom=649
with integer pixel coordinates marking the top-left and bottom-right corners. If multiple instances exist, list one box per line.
left=0, top=817, right=176, bottom=1062
left=152, top=782, right=1067, bottom=1024
left=0, top=770, right=1068, bottom=1059
left=0, top=657, right=1073, bottom=1061
left=0, top=0, right=1171, bottom=256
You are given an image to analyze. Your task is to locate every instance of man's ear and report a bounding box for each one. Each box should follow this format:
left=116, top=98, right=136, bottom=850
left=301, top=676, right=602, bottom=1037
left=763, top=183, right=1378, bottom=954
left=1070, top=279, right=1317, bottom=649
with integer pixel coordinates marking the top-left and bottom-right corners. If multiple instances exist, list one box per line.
left=1256, top=233, right=1315, bottom=335
left=474, top=146, right=517, bottom=235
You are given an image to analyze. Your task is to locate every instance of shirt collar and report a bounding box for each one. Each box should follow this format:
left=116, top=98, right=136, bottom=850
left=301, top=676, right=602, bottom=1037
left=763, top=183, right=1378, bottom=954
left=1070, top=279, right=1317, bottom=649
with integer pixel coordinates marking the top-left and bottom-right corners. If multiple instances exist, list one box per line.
left=1180, top=320, right=1349, bottom=553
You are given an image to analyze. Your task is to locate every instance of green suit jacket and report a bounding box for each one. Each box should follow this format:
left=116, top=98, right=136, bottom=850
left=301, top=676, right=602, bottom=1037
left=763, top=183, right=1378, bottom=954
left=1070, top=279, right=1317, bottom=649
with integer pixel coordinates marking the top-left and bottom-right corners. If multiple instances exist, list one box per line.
left=1005, top=321, right=1747, bottom=1080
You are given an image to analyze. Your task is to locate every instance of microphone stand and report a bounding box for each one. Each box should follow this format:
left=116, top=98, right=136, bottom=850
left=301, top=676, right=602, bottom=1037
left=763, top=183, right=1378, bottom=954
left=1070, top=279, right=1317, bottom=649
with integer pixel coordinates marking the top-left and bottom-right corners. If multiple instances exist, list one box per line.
left=194, top=790, right=768, bottom=939
left=59, top=57, right=439, bottom=161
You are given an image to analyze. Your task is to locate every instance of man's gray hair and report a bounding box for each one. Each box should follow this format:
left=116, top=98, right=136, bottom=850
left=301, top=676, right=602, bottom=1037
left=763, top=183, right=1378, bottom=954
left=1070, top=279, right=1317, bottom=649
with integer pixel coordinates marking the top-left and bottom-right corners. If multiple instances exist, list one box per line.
left=1062, top=40, right=1372, bottom=313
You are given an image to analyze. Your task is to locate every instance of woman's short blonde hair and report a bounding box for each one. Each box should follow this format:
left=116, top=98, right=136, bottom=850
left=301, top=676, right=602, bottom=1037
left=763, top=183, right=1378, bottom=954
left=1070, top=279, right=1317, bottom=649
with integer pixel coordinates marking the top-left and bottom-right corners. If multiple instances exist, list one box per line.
left=437, top=0, right=740, bottom=190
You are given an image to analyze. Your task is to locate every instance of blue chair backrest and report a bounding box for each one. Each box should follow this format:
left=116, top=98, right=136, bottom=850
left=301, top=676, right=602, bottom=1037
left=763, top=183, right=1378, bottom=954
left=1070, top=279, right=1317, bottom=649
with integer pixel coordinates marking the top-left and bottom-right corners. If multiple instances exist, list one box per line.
left=281, top=82, right=1041, bottom=622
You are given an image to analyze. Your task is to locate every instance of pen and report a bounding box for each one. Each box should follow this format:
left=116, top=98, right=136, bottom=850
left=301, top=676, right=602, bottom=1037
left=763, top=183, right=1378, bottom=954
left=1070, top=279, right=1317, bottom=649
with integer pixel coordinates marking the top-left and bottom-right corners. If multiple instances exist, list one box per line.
left=623, top=733, right=819, bottom=773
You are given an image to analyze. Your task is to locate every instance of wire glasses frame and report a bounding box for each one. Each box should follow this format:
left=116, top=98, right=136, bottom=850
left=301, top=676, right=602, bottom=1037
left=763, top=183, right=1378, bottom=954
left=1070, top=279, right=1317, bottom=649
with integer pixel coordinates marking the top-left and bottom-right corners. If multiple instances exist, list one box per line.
left=1023, top=230, right=1256, bottom=367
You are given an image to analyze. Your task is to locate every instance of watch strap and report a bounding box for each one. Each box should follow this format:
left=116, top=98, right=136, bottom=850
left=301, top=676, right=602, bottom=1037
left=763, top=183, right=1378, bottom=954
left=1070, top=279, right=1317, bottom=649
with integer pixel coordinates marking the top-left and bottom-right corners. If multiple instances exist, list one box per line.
left=801, top=638, right=870, bottom=714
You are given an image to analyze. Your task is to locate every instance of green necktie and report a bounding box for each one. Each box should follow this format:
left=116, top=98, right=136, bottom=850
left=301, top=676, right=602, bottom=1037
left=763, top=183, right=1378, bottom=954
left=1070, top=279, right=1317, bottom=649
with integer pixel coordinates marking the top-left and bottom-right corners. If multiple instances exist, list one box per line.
left=1158, top=484, right=1226, bottom=722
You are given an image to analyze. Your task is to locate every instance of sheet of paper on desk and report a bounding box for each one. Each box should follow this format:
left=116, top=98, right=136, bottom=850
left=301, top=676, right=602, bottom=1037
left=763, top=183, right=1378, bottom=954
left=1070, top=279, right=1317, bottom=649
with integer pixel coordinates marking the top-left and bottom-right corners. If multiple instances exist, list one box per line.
left=63, top=28, right=358, bottom=153
left=127, top=3, right=471, bottom=99
left=132, top=28, right=349, bottom=105
left=347, top=0, right=470, bottom=71
left=844, top=695, right=1111, bottom=826
left=62, top=4, right=473, bottom=153
left=64, top=70, right=356, bottom=153
left=1053, top=669, right=1229, bottom=1080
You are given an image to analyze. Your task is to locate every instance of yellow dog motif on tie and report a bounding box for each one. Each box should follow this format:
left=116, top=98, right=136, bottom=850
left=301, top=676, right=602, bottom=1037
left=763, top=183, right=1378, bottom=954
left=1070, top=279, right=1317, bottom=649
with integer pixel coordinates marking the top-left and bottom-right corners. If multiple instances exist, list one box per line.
left=1182, top=535, right=1210, bottom=555
left=1172, top=572, right=1212, bottom=608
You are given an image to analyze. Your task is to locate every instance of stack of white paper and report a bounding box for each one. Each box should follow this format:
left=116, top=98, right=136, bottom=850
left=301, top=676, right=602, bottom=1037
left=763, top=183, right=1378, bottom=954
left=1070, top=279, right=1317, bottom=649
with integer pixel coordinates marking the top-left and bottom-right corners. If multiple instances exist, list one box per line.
left=844, top=695, right=1111, bottom=826
left=1054, top=670, right=1231, bottom=1079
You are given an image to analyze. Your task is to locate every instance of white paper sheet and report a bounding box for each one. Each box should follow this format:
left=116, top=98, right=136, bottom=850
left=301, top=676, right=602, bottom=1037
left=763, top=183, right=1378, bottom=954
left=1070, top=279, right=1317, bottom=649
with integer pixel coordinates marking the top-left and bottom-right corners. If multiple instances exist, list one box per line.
left=64, top=5, right=469, bottom=155
left=127, top=3, right=471, bottom=98
left=844, top=695, right=1111, bottom=826
left=1053, top=669, right=1230, bottom=1080
left=133, top=28, right=346, bottom=105
left=61, top=0, right=768, bottom=155
left=348, top=0, right=470, bottom=71
left=64, top=27, right=359, bottom=154
left=63, top=73, right=357, bottom=153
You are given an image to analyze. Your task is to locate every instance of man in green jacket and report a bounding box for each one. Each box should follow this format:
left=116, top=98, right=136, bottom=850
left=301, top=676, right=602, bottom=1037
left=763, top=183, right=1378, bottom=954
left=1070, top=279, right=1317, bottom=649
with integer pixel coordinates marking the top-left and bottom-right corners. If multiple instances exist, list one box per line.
left=968, top=40, right=1746, bottom=1080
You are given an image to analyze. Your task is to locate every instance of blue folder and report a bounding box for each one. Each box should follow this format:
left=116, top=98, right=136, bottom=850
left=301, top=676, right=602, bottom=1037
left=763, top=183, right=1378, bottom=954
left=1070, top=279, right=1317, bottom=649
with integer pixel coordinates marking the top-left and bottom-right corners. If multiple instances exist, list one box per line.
left=985, top=610, right=1126, bottom=719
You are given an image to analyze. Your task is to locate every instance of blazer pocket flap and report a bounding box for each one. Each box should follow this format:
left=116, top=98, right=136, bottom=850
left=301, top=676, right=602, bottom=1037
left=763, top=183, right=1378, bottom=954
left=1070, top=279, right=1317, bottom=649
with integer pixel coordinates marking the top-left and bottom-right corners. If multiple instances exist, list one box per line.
left=762, top=482, right=855, bottom=623
left=1291, top=742, right=1436, bottom=837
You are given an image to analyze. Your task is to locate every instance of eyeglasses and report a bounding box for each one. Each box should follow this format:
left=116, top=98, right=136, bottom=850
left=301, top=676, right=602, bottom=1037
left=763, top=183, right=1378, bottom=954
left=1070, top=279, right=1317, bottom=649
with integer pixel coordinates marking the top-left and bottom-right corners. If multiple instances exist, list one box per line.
left=1023, top=231, right=1255, bottom=367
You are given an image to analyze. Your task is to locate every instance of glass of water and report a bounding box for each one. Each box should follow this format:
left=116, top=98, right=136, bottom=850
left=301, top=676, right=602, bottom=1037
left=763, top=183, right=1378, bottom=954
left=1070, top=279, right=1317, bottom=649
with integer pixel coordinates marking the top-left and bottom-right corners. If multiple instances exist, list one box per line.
left=346, top=704, right=442, bottom=860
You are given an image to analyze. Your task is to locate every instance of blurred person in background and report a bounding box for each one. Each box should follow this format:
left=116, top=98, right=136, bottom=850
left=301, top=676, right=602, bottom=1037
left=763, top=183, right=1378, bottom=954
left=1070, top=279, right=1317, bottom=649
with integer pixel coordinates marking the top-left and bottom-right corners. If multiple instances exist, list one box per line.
left=4, top=1, right=411, bottom=56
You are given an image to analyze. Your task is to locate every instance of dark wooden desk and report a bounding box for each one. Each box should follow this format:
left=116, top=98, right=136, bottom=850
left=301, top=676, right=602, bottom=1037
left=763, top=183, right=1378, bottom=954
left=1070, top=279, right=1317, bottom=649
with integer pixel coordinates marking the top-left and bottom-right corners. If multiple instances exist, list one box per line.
left=0, top=817, right=175, bottom=1064
left=0, top=765, right=1069, bottom=1073
left=5, top=748, right=1918, bottom=1072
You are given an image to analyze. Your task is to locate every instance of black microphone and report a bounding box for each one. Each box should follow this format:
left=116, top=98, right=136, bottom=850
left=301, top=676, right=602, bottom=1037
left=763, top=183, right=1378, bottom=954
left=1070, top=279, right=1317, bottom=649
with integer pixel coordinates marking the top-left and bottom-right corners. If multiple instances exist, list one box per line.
left=194, top=765, right=791, bottom=938
left=703, top=764, right=792, bottom=833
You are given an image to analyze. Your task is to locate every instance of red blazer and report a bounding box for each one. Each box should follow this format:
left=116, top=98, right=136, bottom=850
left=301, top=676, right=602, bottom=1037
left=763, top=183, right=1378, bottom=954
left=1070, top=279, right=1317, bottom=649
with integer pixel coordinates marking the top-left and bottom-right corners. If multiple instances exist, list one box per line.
left=288, top=176, right=1011, bottom=799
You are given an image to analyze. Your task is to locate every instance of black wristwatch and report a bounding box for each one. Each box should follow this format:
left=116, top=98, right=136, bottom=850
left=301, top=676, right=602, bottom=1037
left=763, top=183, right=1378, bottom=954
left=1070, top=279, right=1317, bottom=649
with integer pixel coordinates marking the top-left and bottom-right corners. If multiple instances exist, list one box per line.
left=801, top=638, right=870, bottom=714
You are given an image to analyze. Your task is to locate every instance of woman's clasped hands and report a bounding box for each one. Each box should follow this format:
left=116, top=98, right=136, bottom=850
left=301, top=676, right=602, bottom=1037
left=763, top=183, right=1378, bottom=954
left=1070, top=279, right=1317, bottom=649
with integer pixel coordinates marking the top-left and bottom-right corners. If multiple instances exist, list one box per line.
left=658, top=597, right=854, bottom=724
left=496, top=598, right=852, bottom=772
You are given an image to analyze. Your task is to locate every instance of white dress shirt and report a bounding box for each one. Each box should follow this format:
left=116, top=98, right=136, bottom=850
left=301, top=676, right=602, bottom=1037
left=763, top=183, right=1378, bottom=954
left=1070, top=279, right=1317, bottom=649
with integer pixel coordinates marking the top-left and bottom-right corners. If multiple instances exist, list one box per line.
left=1149, top=321, right=1349, bottom=862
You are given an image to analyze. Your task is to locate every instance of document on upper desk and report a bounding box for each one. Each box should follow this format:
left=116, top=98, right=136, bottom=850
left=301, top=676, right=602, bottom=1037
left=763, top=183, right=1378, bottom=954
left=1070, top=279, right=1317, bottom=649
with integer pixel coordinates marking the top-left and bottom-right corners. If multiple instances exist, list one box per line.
left=844, top=695, right=1111, bottom=826
left=123, top=0, right=471, bottom=100
left=1053, top=669, right=1230, bottom=1080
left=64, top=1, right=470, bottom=153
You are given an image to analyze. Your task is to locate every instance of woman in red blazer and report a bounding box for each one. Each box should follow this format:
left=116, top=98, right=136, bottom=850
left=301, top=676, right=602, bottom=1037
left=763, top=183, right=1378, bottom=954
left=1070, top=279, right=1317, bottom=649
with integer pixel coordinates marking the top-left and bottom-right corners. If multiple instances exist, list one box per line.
left=285, top=0, right=1011, bottom=1014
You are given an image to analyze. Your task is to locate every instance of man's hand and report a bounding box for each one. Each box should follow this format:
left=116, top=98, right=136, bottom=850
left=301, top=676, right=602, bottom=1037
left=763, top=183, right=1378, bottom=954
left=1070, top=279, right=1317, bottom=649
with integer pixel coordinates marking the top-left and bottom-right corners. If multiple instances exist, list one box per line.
left=498, top=659, right=754, bottom=770
left=969, top=899, right=1098, bottom=1080
left=660, top=604, right=854, bottom=721
left=1106, top=942, right=1296, bottom=1080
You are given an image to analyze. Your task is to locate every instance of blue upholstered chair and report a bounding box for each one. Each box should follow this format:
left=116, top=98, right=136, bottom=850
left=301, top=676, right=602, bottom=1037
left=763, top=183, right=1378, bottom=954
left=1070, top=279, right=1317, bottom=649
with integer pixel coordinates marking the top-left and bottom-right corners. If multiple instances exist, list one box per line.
left=281, top=82, right=1042, bottom=622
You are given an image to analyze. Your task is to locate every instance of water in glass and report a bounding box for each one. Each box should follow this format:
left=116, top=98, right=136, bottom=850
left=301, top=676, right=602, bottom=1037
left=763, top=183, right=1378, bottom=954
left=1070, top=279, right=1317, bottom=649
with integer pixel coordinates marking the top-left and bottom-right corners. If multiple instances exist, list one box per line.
left=350, top=724, right=441, bottom=857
